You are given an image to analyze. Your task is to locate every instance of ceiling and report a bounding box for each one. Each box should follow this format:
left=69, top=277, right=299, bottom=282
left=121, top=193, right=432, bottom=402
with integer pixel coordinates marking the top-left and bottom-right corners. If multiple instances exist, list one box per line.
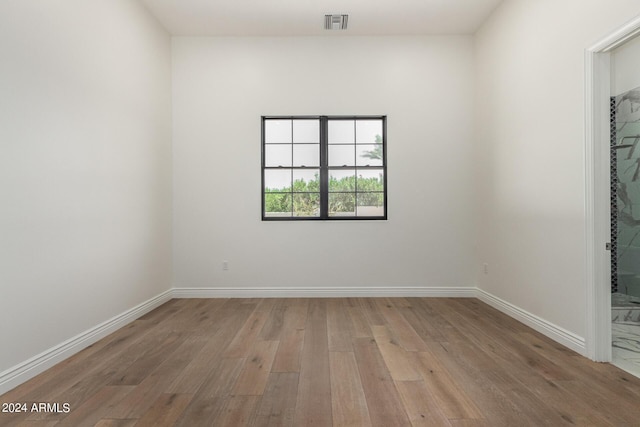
left=139, top=0, right=504, bottom=36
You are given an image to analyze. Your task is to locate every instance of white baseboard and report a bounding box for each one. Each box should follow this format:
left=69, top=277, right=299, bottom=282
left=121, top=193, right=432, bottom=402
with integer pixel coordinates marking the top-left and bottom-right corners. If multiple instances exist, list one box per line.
left=171, top=286, right=477, bottom=298
left=476, top=288, right=587, bottom=356
left=0, top=289, right=172, bottom=396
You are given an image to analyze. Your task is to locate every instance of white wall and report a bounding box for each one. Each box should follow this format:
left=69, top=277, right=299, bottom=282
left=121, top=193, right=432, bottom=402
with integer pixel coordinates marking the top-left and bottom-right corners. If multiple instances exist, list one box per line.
left=172, top=36, right=476, bottom=290
left=0, top=0, right=172, bottom=374
left=475, top=1, right=640, bottom=338
left=612, top=34, right=640, bottom=95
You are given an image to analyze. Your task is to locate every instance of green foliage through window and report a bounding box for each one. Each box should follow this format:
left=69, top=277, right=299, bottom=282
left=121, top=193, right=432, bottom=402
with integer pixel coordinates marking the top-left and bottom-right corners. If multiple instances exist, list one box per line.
left=265, top=173, right=383, bottom=215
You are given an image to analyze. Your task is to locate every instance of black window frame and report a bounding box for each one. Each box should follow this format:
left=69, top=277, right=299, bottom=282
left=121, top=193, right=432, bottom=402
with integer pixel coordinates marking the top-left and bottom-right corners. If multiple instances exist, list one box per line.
left=261, top=115, right=387, bottom=221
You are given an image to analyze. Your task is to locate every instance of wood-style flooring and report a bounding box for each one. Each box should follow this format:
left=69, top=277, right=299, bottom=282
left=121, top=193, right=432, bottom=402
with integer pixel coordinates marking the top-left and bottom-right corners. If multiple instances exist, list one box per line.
left=2, top=297, right=640, bottom=426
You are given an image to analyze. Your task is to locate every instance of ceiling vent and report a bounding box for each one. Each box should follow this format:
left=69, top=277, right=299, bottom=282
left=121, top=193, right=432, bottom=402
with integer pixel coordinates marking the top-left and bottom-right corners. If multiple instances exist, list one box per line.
left=324, top=14, right=348, bottom=30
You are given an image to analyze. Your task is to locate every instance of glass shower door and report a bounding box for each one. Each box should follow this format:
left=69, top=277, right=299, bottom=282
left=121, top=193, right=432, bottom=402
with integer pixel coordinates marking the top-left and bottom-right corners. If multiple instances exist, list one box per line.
left=614, top=88, right=640, bottom=302
left=611, top=88, right=640, bottom=378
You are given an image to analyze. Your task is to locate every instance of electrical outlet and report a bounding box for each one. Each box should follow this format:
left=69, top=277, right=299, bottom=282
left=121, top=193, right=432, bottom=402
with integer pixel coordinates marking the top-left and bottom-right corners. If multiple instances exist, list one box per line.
left=223, top=260, right=229, bottom=271
left=483, top=263, right=488, bottom=274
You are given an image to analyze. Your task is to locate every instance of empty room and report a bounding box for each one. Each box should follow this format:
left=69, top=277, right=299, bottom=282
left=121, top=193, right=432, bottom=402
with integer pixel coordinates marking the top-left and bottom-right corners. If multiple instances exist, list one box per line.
left=3, top=0, right=640, bottom=425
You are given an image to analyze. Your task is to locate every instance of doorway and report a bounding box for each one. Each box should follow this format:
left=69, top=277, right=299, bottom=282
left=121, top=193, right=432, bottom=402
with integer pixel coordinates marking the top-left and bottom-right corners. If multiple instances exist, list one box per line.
left=586, top=15, right=640, bottom=371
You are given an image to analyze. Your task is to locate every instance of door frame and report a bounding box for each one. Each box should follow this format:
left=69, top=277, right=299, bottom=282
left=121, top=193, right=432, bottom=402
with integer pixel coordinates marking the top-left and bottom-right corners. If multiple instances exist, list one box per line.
left=585, top=15, right=640, bottom=361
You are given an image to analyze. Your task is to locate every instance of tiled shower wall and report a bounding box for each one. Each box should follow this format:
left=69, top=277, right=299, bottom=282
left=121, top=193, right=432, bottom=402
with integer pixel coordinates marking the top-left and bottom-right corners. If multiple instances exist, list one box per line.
left=612, top=88, right=640, bottom=297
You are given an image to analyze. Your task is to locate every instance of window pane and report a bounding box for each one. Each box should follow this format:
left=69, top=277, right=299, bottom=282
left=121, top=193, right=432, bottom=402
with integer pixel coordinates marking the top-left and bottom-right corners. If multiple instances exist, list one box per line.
left=265, top=193, right=292, bottom=217
left=329, top=193, right=356, bottom=216
left=329, top=145, right=355, bottom=166
left=264, top=169, right=291, bottom=191
left=356, top=120, right=383, bottom=144
left=265, top=144, right=292, bottom=167
left=294, top=169, right=320, bottom=192
left=293, top=144, right=319, bottom=167
left=293, top=120, right=319, bottom=143
left=329, top=170, right=355, bottom=192
left=356, top=169, right=384, bottom=192
left=356, top=145, right=383, bottom=166
left=293, top=193, right=320, bottom=217
left=265, top=120, right=292, bottom=144
left=328, top=120, right=354, bottom=143
left=356, top=193, right=384, bottom=217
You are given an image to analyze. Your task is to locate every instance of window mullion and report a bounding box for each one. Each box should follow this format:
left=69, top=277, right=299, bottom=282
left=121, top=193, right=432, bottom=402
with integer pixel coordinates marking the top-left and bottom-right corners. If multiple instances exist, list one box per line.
left=319, top=116, right=328, bottom=219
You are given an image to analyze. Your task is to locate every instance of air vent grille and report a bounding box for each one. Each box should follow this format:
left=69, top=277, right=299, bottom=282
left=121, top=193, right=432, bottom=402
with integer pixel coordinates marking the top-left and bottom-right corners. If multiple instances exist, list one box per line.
left=324, top=14, right=348, bottom=30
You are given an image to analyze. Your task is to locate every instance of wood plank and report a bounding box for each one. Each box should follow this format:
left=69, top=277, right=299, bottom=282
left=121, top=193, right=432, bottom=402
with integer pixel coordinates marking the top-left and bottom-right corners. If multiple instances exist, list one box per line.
left=281, top=298, right=309, bottom=330
left=464, top=329, right=618, bottom=425
left=371, top=325, right=421, bottom=381
left=0, top=324, right=161, bottom=427
left=440, top=299, right=574, bottom=382
left=270, top=299, right=308, bottom=373
left=4, top=318, right=156, bottom=408
left=375, top=298, right=429, bottom=351
left=425, top=341, right=515, bottom=426
left=408, top=351, right=482, bottom=420
left=93, top=420, right=138, bottom=427
left=293, top=299, right=332, bottom=427
left=509, top=375, right=615, bottom=426
left=14, top=421, right=59, bottom=427
left=109, top=332, right=185, bottom=386
left=346, top=306, right=372, bottom=338
left=169, top=299, right=235, bottom=337
left=397, top=298, right=446, bottom=342
left=521, top=330, right=640, bottom=399
left=168, top=303, right=254, bottom=393
left=453, top=298, right=531, bottom=334
left=554, top=379, right=640, bottom=425
left=329, top=351, right=372, bottom=427
left=412, top=299, right=469, bottom=343
left=53, top=385, right=135, bottom=427
left=271, top=328, right=304, bottom=373
left=213, top=396, right=260, bottom=427
left=327, top=299, right=353, bottom=352
left=174, top=358, right=245, bottom=426
left=428, top=341, right=556, bottom=427
left=1, top=344, right=90, bottom=404
left=151, top=299, right=219, bottom=334
left=356, top=298, right=385, bottom=326
left=106, top=335, right=209, bottom=419
left=26, top=328, right=180, bottom=422
left=135, top=393, right=193, bottom=427
left=232, top=340, right=279, bottom=396
left=260, top=299, right=286, bottom=340
left=136, top=299, right=184, bottom=323
left=252, top=373, right=299, bottom=427
left=448, top=420, right=492, bottom=427
left=394, top=380, right=452, bottom=426
left=174, top=398, right=226, bottom=427
left=483, top=369, right=575, bottom=425
left=224, top=304, right=273, bottom=359
left=352, top=337, right=411, bottom=427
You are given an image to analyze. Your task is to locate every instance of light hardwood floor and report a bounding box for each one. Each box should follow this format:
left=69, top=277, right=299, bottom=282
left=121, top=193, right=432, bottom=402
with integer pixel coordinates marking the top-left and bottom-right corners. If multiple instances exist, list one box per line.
left=2, top=297, right=640, bottom=426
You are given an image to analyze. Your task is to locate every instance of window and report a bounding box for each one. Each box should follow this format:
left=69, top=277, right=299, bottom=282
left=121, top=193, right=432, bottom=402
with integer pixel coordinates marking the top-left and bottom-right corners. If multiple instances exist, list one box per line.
left=262, top=116, right=387, bottom=220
